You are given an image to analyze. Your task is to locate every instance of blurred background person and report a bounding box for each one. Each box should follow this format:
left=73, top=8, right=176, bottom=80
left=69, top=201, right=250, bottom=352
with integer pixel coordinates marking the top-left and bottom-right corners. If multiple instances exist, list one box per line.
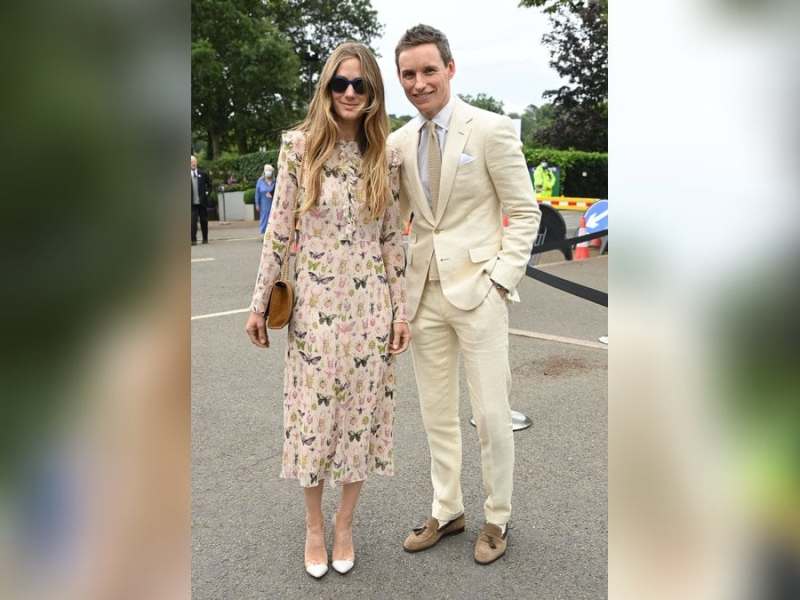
left=533, top=160, right=555, bottom=198
left=255, top=163, right=276, bottom=235
left=190, top=155, right=212, bottom=245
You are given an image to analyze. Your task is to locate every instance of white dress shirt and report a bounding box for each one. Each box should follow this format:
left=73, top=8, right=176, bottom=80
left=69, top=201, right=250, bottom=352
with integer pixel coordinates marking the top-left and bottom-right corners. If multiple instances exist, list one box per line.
left=191, top=169, right=200, bottom=205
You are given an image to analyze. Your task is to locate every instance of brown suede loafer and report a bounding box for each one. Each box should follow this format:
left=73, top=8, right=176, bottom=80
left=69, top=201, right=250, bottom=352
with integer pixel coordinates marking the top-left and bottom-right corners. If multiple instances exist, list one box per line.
left=474, top=523, right=508, bottom=564
left=403, top=514, right=466, bottom=553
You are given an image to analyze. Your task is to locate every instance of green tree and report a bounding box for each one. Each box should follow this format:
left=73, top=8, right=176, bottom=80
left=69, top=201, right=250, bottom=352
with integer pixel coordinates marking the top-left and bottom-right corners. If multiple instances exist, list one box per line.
left=519, top=103, right=556, bottom=147
left=519, top=0, right=607, bottom=19
left=520, top=0, right=607, bottom=151
left=192, top=0, right=301, bottom=158
left=191, top=37, right=227, bottom=159
left=458, top=93, right=505, bottom=114
left=266, top=0, right=383, bottom=100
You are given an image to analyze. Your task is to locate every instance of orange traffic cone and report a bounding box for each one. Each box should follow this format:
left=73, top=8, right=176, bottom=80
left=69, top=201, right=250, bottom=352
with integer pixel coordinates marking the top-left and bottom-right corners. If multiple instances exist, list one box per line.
left=574, top=216, right=590, bottom=260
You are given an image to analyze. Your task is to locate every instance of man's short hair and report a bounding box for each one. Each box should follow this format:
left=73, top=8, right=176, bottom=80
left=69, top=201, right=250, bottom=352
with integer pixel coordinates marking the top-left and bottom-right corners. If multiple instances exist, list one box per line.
left=395, top=24, right=453, bottom=70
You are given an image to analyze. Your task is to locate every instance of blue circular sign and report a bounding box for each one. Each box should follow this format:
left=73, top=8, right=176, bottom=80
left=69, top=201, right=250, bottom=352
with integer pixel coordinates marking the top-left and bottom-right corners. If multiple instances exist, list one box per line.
left=583, top=200, right=608, bottom=233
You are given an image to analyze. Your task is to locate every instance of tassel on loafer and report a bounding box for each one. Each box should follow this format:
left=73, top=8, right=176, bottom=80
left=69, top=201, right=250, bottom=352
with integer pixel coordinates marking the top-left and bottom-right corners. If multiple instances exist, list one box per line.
left=403, top=514, right=465, bottom=553
left=473, top=522, right=508, bottom=565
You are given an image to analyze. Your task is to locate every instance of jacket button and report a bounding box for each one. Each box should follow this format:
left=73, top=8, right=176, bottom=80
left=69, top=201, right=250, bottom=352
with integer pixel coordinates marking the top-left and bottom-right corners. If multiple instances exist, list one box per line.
left=434, top=228, right=440, bottom=234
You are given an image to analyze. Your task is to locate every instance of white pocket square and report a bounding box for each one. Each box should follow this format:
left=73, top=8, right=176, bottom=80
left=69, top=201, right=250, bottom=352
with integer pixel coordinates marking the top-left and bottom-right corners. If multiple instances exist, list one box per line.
left=458, top=153, right=475, bottom=166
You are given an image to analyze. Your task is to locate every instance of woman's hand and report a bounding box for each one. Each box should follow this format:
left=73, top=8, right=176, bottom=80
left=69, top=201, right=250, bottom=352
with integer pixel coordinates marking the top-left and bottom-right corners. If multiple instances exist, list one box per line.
left=389, top=321, right=411, bottom=354
left=245, top=311, right=270, bottom=348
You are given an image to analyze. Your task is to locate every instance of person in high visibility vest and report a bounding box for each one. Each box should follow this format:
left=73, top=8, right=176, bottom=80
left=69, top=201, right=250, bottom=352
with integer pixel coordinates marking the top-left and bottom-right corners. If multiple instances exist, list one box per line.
left=548, top=166, right=560, bottom=197
left=533, top=161, right=555, bottom=197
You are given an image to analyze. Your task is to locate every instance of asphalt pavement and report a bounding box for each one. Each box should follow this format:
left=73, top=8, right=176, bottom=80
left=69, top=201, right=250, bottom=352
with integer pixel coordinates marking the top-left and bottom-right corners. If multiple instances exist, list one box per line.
left=192, top=222, right=607, bottom=600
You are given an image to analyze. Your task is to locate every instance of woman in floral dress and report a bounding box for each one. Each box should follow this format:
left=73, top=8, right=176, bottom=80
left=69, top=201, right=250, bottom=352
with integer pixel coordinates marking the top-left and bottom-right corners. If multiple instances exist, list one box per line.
left=244, top=43, right=410, bottom=579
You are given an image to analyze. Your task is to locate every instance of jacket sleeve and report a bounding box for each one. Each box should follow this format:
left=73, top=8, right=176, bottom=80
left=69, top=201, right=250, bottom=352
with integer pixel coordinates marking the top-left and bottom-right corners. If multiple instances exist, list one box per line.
left=484, top=117, right=541, bottom=293
left=388, top=130, right=412, bottom=225
left=380, top=148, right=408, bottom=322
left=249, top=131, right=303, bottom=314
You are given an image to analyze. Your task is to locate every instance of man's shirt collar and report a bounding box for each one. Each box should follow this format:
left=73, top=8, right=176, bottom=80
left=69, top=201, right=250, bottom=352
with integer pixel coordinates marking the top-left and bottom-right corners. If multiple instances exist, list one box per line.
left=414, top=94, right=455, bottom=132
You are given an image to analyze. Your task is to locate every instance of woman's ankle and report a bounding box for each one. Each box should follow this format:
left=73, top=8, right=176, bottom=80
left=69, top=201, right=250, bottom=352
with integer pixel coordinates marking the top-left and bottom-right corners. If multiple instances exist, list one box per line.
left=335, top=511, right=354, bottom=527
left=305, top=512, right=325, bottom=531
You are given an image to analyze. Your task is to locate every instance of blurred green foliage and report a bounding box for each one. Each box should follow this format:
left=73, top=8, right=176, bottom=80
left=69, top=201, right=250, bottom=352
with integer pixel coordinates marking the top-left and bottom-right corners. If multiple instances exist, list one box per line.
left=243, top=188, right=256, bottom=205
left=718, top=270, right=800, bottom=537
left=1, top=1, right=187, bottom=487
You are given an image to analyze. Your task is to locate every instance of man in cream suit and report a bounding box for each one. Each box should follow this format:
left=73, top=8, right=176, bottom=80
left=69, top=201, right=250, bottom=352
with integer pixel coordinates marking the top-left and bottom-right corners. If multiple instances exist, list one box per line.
left=389, top=25, right=541, bottom=565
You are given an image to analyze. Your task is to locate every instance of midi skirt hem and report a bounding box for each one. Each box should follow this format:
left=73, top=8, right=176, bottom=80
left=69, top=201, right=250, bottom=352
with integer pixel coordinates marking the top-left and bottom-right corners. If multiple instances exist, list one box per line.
left=280, top=463, right=395, bottom=489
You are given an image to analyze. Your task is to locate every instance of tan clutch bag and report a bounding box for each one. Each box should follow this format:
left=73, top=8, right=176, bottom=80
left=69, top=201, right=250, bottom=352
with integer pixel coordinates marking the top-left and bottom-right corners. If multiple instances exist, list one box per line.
left=265, top=249, right=294, bottom=330
left=265, top=150, right=303, bottom=330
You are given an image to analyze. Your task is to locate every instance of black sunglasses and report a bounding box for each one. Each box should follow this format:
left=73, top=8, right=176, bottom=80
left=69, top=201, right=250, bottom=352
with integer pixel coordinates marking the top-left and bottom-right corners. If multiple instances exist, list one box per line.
left=330, top=76, right=366, bottom=95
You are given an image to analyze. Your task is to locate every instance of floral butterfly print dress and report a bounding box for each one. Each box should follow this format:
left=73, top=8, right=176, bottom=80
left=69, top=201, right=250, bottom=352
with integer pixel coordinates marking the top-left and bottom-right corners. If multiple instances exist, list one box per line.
left=250, top=131, right=407, bottom=487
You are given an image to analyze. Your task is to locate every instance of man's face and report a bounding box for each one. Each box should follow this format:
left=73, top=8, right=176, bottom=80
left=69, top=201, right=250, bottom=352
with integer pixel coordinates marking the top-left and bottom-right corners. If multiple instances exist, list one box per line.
left=190, top=157, right=197, bottom=171
left=397, top=43, right=454, bottom=119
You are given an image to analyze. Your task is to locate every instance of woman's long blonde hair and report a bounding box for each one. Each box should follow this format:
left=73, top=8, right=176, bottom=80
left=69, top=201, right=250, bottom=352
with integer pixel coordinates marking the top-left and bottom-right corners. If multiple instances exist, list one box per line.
left=296, top=42, right=390, bottom=218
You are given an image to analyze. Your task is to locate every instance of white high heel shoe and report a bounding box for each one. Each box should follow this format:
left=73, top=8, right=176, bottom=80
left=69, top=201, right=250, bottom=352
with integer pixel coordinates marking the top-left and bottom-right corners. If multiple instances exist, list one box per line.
left=305, top=524, right=328, bottom=580
left=305, top=562, right=329, bottom=579
left=332, top=513, right=355, bottom=575
left=331, top=559, right=354, bottom=575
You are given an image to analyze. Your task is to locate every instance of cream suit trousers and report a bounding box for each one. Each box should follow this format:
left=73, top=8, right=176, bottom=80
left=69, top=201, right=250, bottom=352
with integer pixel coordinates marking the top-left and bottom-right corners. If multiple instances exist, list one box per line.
left=410, top=280, right=514, bottom=526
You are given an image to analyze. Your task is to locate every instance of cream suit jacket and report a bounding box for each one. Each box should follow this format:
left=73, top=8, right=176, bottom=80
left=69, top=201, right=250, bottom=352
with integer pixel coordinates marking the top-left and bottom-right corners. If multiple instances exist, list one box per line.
left=389, top=98, right=541, bottom=321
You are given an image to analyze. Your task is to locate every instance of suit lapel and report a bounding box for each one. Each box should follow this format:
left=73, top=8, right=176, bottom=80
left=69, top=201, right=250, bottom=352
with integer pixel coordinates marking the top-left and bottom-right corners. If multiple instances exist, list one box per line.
left=435, top=100, right=472, bottom=223
left=405, top=124, right=435, bottom=224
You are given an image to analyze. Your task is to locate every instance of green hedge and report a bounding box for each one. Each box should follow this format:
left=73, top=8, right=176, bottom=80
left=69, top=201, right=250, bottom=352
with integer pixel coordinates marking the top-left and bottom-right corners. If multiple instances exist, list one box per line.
left=201, top=149, right=280, bottom=192
left=202, top=145, right=608, bottom=199
left=523, top=147, right=607, bottom=199
left=243, top=188, right=256, bottom=205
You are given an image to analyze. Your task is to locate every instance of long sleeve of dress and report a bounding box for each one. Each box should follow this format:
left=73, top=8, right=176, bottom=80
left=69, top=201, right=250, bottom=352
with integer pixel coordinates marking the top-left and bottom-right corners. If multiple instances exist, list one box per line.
left=380, top=149, right=408, bottom=322
left=250, top=131, right=304, bottom=314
